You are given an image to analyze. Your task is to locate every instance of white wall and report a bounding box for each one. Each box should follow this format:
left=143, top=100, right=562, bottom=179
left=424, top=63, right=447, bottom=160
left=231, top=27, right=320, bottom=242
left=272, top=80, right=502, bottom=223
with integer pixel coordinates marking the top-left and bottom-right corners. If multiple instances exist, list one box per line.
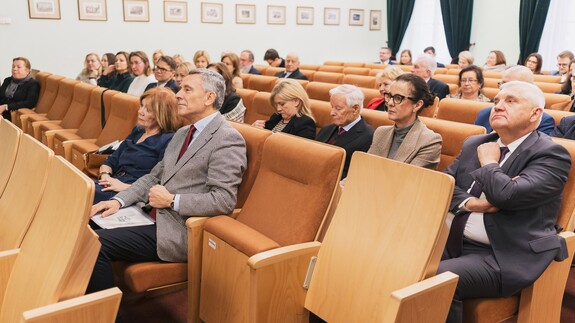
left=0, top=0, right=387, bottom=79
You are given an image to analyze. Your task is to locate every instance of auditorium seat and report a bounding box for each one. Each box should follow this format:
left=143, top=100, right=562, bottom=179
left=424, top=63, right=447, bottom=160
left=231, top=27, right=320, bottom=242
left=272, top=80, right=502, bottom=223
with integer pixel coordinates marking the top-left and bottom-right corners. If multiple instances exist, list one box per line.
left=240, top=73, right=251, bottom=87
left=236, top=88, right=258, bottom=113
left=447, top=68, right=461, bottom=75
left=433, top=74, right=459, bottom=85
left=299, top=69, right=315, bottom=81
left=360, top=88, right=382, bottom=109
left=307, top=82, right=336, bottom=102
left=317, top=65, right=344, bottom=73
left=0, top=118, right=21, bottom=197
left=313, top=71, right=344, bottom=84
left=342, top=74, right=376, bottom=88
left=243, top=92, right=275, bottom=125
left=549, top=99, right=574, bottom=111
left=323, top=61, right=344, bottom=66
left=310, top=99, right=333, bottom=133
left=435, top=67, right=448, bottom=74
left=482, top=87, right=499, bottom=100
left=435, top=98, right=493, bottom=125
left=483, top=71, right=503, bottom=79
left=420, top=97, right=440, bottom=118
left=12, top=71, right=52, bottom=124
left=369, top=69, right=381, bottom=76
left=536, top=81, right=562, bottom=93
left=299, top=64, right=320, bottom=71
left=305, top=152, right=457, bottom=322
left=16, top=74, right=64, bottom=131
left=483, top=77, right=500, bottom=88
left=545, top=109, right=575, bottom=126
left=533, top=74, right=561, bottom=83
left=343, top=67, right=370, bottom=76
left=342, top=62, right=366, bottom=67
left=199, top=133, right=345, bottom=322
left=448, top=84, right=460, bottom=95
left=246, top=75, right=278, bottom=92
left=397, top=65, right=412, bottom=72
left=446, top=64, right=460, bottom=69
left=544, top=93, right=571, bottom=109
left=253, top=65, right=267, bottom=74
left=262, top=66, right=284, bottom=76
left=365, top=63, right=387, bottom=69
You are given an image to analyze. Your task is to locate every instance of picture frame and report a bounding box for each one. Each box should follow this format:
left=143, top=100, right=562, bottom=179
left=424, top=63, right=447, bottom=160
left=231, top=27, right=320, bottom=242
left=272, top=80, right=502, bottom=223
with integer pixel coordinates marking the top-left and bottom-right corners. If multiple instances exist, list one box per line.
left=201, top=2, right=223, bottom=24
left=164, top=1, right=187, bottom=23
left=123, top=0, right=149, bottom=22
left=349, top=9, right=364, bottom=26
left=296, top=6, right=313, bottom=25
left=236, top=4, right=255, bottom=24
left=78, top=0, right=106, bottom=21
left=369, top=10, right=382, bottom=30
left=323, top=7, right=340, bottom=26
left=28, top=0, right=61, bottom=20
left=267, top=5, right=286, bottom=25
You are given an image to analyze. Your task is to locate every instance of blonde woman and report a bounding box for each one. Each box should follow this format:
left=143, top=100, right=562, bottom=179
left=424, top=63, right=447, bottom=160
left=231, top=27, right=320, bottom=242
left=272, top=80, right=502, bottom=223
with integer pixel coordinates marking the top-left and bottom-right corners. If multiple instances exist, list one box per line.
left=193, top=50, right=210, bottom=68
left=173, top=61, right=195, bottom=86
left=76, top=53, right=102, bottom=85
left=367, top=65, right=405, bottom=111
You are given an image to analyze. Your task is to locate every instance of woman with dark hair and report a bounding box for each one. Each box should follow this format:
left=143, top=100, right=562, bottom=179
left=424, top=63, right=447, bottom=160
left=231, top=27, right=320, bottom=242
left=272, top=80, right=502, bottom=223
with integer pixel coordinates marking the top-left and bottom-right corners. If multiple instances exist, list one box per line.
left=368, top=73, right=442, bottom=170
left=559, top=59, right=575, bottom=96
left=127, top=51, right=156, bottom=97
left=483, top=50, right=507, bottom=72
left=448, top=65, right=490, bottom=102
left=0, top=57, right=40, bottom=122
left=221, top=53, right=243, bottom=89
left=97, top=51, right=135, bottom=93
left=100, top=53, right=116, bottom=78
left=524, top=53, right=543, bottom=75
left=207, top=62, right=246, bottom=122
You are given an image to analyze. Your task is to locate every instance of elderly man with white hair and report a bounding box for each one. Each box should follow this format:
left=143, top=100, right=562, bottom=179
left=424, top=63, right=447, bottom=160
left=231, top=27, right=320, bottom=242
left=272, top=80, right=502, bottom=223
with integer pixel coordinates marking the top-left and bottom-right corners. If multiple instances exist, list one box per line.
left=412, top=54, right=450, bottom=99
left=316, top=84, right=374, bottom=179
left=274, top=53, right=308, bottom=80
left=438, top=80, right=571, bottom=323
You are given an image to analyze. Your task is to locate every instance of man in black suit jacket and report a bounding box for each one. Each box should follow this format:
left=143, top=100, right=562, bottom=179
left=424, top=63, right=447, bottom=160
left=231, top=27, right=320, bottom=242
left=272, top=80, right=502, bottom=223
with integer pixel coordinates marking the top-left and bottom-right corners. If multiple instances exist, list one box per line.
left=412, top=55, right=450, bottom=99
left=438, top=81, right=571, bottom=323
left=239, top=50, right=261, bottom=75
left=145, top=55, right=180, bottom=94
left=274, top=53, right=308, bottom=80
left=551, top=115, right=575, bottom=139
left=316, top=84, right=374, bottom=179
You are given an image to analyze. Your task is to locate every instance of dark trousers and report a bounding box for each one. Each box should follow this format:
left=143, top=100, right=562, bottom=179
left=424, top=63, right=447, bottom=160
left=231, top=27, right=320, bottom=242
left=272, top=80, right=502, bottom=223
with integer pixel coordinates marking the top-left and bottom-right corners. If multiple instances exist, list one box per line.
left=437, top=238, right=502, bottom=323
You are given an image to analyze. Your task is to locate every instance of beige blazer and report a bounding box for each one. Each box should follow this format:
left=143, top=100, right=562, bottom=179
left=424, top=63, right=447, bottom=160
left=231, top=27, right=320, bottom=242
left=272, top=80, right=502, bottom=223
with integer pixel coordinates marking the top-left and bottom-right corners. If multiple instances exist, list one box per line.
left=367, top=118, right=442, bottom=170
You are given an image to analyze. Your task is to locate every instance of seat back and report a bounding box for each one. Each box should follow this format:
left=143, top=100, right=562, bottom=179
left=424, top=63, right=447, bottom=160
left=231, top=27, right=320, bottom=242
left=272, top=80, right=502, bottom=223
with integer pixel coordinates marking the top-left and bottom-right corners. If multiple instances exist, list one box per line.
left=236, top=88, right=258, bottom=113
left=420, top=96, right=439, bottom=118
left=447, top=68, right=461, bottom=75
left=0, top=135, right=53, bottom=251
left=313, top=71, right=344, bottom=84
left=300, top=64, right=320, bottom=71
left=310, top=99, right=333, bottom=133
left=436, top=98, right=493, bottom=125
left=323, top=61, right=344, bottom=66
left=95, top=92, right=140, bottom=146
left=58, top=82, right=94, bottom=129
left=305, top=153, right=454, bottom=322
left=435, top=67, right=448, bottom=74
left=533, top=74, right=561, bottom=83
left=483, top=71, right=503, bottom=79
left=240, top=73, right=251, bottom=87
left=482, top=87, right=499, bottom=100
left=543, top=93, right=571, bottom=109
left=361, top=88, right=382, bottom=108
left=46, top=79, right=79, bottom=120
left=342, top=67, right=370, bottom=75
left=262, top=67, right=284, bottom=76
left=243, top=92, right=275, bottom=125
left=342, top=74, right=376, bottom=88
left=536, top=82, right=562, bottom=93
left=552, top=138, right=575, bottom=231
left=342, top=62, right=366, bottom=68
left=0, top=156, right=95, bottom=323
left=546, top=109, right=575, bottom=126
left=433, top=74, right=459, bottom=85
left=75, top=88, right=116, bottom=139
left=33, top=74, right=65, bottom=114
left=299, top=69, right=315, bottom=81
left=236, top=133, right=345, bottom=246
left=34, top=71, right=52, bottom=100
left=246, top=75, right=278, bottom=92
left=318, top=65, right=344, bottom=73
left=0, top=119, right=22, bottom=197
left=483, top=78, right=500, bottom=88
left=306, top=82, right=336, bottom=102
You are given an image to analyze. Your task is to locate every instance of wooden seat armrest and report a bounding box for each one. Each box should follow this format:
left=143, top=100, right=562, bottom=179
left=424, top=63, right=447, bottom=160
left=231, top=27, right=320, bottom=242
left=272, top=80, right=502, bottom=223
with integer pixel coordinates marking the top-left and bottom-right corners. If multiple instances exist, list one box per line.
left=384, top=271, right=459, bottom=323
left=248, top=241, right=321, bottom=269
left=230, top=208, right=241, bottom=219
left=185, top=216, right=209, bottom=323
left=22, top=287, right=122, bottom=323
left=32, top=120, right=61, bottom=139
left=63, top=139, right=97, bottom=161
left=0, top=249, right=21, bottom=305
left=20, top=114, right=45, bottom=133
left=44, top=129, right=78, bottom=149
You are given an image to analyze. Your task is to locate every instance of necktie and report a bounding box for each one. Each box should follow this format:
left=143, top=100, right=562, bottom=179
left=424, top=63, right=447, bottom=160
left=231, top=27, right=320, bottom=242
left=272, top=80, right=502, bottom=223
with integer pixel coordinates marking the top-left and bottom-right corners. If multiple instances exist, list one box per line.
left=446, top=146, right=509, bottom=258
left=327, top=127, right=346, bottom=145
left=178, top=125, right=196, bottom=161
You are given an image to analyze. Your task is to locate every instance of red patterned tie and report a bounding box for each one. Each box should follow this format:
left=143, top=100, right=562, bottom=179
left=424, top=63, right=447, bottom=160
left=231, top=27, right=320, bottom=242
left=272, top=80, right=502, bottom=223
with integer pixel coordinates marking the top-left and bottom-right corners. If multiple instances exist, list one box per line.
left=327, top=127, right=346, bottom=145
left=178, top=125, right=196, bottom=161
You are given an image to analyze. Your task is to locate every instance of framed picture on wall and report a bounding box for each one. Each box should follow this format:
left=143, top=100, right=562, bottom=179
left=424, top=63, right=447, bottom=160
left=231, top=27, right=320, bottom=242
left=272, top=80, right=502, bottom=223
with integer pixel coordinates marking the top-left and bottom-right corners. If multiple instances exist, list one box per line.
left=201, top=2, right=223, bottom=24
left=296, top=7, right=313, bottom=25
left=369, top=10, right=381, bottom=30
left=123, top=0, right=149, bottom=22
left=324, top=8, right=339, bottom=26
left=164, top=1, right=187, bottom=23
left=28, top=0, right=61, bottom=20
left=267, top=5, right=286, bottom=25
left=78, top=0, right=106, bottom=21
left=349, top=9, right=364, bottom=26
left=236, top=4, right=255, bottom=24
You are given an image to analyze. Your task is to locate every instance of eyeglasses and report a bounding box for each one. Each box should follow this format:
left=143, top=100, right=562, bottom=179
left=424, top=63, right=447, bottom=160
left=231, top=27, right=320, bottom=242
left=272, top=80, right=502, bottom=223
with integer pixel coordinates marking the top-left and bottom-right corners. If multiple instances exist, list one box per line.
left=154, top=66, right=172, bottom=73
left=558, top=63, right=569, bottom=67
left=383, top=92, right=417, bottom=104
left=461, top=78, right=478, bottom=84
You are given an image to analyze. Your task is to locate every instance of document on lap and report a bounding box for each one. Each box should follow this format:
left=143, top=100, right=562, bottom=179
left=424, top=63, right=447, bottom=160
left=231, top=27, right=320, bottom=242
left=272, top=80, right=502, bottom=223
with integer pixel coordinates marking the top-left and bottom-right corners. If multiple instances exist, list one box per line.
left=91, top=205, right=155, bottom=229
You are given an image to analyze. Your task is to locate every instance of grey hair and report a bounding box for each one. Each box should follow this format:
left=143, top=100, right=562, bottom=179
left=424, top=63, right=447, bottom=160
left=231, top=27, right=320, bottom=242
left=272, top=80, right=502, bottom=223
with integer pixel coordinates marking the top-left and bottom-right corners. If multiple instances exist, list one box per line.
left=188, top=68, right=226, bottom=110
left=416, top=54, right=437, bottom=75
left=500, top=81, right=545, bottom=110
left=503, top=65, right=535, bottom=83
left=329, top=84, right=365, bottom=110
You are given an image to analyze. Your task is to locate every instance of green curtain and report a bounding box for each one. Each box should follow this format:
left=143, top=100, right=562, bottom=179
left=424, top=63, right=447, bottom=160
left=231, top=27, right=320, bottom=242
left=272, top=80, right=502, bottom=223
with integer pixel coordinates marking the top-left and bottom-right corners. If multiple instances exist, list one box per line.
left=387, top=0, right=416, bottom=58
left=518, top=0, right=550, bottom=63
left=440, top=0, right=474, bottom=64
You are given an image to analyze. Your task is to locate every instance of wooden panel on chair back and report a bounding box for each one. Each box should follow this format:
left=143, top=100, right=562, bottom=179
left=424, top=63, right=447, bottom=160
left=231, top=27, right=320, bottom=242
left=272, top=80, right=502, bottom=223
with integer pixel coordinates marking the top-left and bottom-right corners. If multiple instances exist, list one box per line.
left=342, top=74, right=376, bottom=88
left=310, top=99, right=333, bottom=133
left=305, top=153, right=454, bottom=322
left=306, top=82, right=336, bottom=102
left=0, top=119, right=22, bottom=198
left=0, top=135, right=53, bottom=251
left=243, top=92, right=275, bottom=125
left=0, top=156, right=95, bottom=323
left=236, top=88, right=258, bottom=113
left=246, top=75, right=278, bottom=92
left=436, top=98, right=493, bottom=125
left=313, top=71, right=344, bottom=84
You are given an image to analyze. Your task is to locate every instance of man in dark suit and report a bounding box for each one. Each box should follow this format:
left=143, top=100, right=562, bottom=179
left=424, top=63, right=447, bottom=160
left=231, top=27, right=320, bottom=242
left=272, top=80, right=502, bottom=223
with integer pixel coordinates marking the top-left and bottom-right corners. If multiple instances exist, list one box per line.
left=412, top=55, right=449, bottom=99
left=317, top=84, right=374, bottom=179
left=377, top=47, right=395, bottom=65
left=423, top=46, right=445, bottom=67
left=551, top=115, right=575, bottom=139
left=274, top=53, right=308, bottom=80
left=239, top=50, right=261, bottom=75
left=264, top=48, right=285, bottom=68
left=145, top=55, right=180, bottom=94
left=438, top=80, right=571, bottom=323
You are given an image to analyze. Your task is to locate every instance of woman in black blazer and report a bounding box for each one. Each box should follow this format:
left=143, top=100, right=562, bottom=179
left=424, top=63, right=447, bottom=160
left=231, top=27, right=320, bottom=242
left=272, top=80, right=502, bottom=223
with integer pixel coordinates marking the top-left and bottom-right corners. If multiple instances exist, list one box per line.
left=0, top=57, right=40, bottom=122
left=252, top=79, right=316, bottom=139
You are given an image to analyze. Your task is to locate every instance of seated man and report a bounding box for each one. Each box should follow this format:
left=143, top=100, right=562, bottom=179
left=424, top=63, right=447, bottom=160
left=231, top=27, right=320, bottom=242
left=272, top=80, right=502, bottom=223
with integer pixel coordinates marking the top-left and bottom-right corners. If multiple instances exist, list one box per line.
left=239, top=49, right=262, bottom=75
left=145, top=55, right=180, bottom=94
left=412, top=55, right=449, bottom=99
left=274, top=53, right=308, bottom=80
left=316, top=84, right=374, bottom=179
left=551, top=115, right=575, bottom=139
left=439, top=80, right=571, bottom=323
left=423, top=46, right=445, bottom=68
left=474, top=65, right=555, bottom=134
left=377, top=47, right=394, bottom=65
left=551, top=50, right=574, bottom=83
left=87, top=69, right=247, bottom=293
left=263, top=48, right=285, bottom=67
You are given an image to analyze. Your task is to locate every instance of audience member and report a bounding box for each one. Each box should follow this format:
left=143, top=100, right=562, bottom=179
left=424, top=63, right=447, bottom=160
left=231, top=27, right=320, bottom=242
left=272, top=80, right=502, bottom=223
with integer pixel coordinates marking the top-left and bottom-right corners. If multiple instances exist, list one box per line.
left=552, top=50, right=574, bottom=83
left=424, top=46, right=445, bottom=67
left=193, top=50, right=210, bottom=68
left=474, top=65, right=555, bottom=134
left=87, top=68, right=247, bottom=294
left=377, top=47, right=394, bottom=65
left=274, top=53, right=308, bottom=80
left=239, top=50, right=261, bottom=75
left=458, top=51, right=474, bottom=69
left=76, top=53, right=102, bottom=85
left=152, top=49, right=165, bottom=65
left=0, top=57, right=40, bottom=122
left=448, top=65, right=490, bottom=102
left=100, top=53, right=116, bottom=78
left=98, top=51, right=135, bottom=93
left=399, top=49, right=412, bottom=65
left=252, top=79, right=315, bottom=139
left=207, top=62, right=246, bottom=123
left=438, top=80, right=570, bottom=323
left=145, top=56, right=180, bottom=94
left=94, top=87, right=182, bottom=204
left=264, top=48, right=285, bottom=67
left=367, top=65, right=405, bottom=111
left=317, top=84, right=374, bottom=179
left=173, top=54, right=185, bottom=65
left=221, top=52, right=243, bottom=89
left=412, top=55, right=450, bottom=99
left=174, top=62, right=195, bottom=87
left=127, top=51, right=155, bottom=97
left=524, top=52, right=543, bottom=75
left=559, top=59, right=575, bottom=96
left=483, top=50, right=507, bottom=72
left=552, top=63, right=575, bottom=113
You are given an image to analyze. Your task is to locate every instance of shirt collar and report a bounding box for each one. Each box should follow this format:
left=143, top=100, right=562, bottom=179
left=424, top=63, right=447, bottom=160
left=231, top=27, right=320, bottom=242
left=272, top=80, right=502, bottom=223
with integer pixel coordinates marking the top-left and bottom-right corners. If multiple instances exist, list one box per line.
left=341, top=116, right=362, bottom=132
left=193, top=111, right=218, bottom=135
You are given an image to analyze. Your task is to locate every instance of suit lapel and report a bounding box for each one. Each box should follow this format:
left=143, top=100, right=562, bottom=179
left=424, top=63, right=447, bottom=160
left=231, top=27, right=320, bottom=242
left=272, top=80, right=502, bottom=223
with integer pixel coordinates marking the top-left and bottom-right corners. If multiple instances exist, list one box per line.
left=378, top=127, right=395, bottom=158
left=500, top=131, right=539, bottom=174
left=336, top=120, right=365, bottom=146
left=393, top=119, right=423, bottom=163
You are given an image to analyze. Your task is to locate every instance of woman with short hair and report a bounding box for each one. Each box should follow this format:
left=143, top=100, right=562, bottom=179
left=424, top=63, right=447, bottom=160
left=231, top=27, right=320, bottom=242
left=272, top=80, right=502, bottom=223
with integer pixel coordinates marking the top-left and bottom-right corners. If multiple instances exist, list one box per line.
left=448, top=65, right=490, bottom=102
left=0, top=57, right=40, bottom=122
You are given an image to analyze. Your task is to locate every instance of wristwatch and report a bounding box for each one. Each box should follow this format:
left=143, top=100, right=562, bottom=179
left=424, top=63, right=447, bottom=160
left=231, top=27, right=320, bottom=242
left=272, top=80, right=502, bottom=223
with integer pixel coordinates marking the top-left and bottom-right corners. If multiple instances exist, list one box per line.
left=98, top=171, right=112, bottom=180
left=170, top=195, right=176, bottom=209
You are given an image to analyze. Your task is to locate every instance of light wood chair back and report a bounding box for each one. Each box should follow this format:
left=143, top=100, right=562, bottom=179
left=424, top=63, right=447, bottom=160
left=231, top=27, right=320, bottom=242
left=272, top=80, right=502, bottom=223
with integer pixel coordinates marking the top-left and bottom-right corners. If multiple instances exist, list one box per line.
left=310, top=99, right=333, bottom=134
left=262, top=66, right=284, bottom=77
left=0, top=118, right=22, bottom=198
left=536, top=81, right=562, bottom=93
left=360, top=88, right=382, bottom=108
left=543, top=93, right=571, bottom=109
left=299, top=69, right=315, bottom=81
left=546, top=109, right=575, bottom=126
left=434, top=74, right=459, bottom=85
left=420, top=96, right=440, bottom=118
left=300, top=64, right=320, bottom=71
left=482, top=87, right=499, bottom=99
left=533, top=74, right=561, bottom=83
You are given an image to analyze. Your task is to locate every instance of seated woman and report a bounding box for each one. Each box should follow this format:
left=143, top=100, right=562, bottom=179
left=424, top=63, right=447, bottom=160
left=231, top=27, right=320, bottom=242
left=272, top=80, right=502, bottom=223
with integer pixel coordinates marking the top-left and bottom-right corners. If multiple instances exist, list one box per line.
left=448, top=65, right=490, bottom=102
left=368, top=73, right=442, bottom=170
left=399, top=49, right=412, bottom=65
left=221, top=53, right=243, bottom=89
left=252, top=79, right=316, bottom=139
left=483, top=50, right=507, bottom=73
left=94, top=87, right=182, bottom=204
left=207, top=62, right=246, bottom=123
left=0, top=57, right=40, bottom=122
left=152, top=49, right=166, bottom=66
left=100, top=53, right=116, bottom=78
left=127, top=51, right=156, bottom=97
left=76, top=53, right=102, bottom=85
left=97, top=51, right=135, bottom=93
left=174, top=61, right=195, bottom=87
left=458, top=51, right=474, bottom=69
left=366, top=65, right=404, bottom=111
left=193, top=50, right=210, bottom=68
left=524, top=52, right=543, bottom=75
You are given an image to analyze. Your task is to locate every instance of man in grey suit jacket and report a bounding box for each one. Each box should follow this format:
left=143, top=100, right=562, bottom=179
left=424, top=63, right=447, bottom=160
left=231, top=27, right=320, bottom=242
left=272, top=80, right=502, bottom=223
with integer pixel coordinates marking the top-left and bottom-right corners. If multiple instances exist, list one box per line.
left=438, top=81, right=571, bottom=323
left=87, top=69, right=247, bottom=293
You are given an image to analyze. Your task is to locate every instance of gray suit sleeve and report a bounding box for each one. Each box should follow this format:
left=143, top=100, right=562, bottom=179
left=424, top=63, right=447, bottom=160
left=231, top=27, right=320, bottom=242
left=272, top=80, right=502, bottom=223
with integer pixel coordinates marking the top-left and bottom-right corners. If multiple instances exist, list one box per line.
left=115, top=160, right=164, bottom=206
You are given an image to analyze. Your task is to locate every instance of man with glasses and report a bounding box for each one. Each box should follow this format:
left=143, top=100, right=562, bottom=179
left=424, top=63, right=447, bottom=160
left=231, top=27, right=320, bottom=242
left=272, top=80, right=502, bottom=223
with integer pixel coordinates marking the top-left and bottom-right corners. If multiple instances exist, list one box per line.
left=474, top=65, right=555, bottom=134
left=551, top=50, right=574, bottom=83
left=551, top=72, right=575, bottom=138
left=145, top=55, right=180, bottom=94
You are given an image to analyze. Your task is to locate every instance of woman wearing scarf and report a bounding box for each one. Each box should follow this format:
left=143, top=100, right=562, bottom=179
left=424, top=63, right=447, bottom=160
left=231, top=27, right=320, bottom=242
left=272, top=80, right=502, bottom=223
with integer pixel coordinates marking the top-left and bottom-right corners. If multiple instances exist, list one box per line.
left=0, top=57, right=40, bottom=122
